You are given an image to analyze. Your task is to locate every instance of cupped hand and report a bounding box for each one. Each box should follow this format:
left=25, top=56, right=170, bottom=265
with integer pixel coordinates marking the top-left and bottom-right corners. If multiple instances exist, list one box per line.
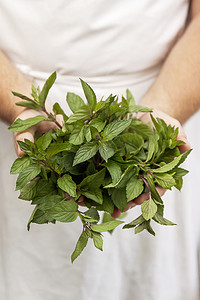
left=111, top=108, right=191, bottom=218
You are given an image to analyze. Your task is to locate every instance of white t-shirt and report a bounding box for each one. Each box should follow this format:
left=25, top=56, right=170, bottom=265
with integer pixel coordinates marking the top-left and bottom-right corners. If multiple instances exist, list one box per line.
left=0, top=1, right=199, bottom=299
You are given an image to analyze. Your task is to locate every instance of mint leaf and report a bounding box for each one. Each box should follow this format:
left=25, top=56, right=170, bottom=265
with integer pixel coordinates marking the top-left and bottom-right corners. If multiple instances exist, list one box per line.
left=151, top=149, right=192, bottom=173
left=103, top=160, right=121, bottom=184
left=135, top=221, right=149, bottom=234
left=78, top=168, right=106, bottom=189
left=90, top=118, right=106, bottom=132
left=154, top=173, right=176, bottom=189
left=111, top=188, right=127, bottom=212
left=19, top=180, right=38, bottom=200
left=48, top=201, right=78, bottom=223
left=66, top=105, right=91, bottom=124
left=141, top=198, right=157, bottom=220
left=84, top=208, right=100, bottom=223
left=102, top=120, right=131, bottom=141
left=36, top=130, right=52, bottom=151
left=71, top=231, right=88, bottom=263
left=99, top=141, right=116, bottom=162
left=90, top=220, right=123, bottom=232
left=46, top=142, right=75, bottom=159
left=66, top=92, right=85, bottom=113
left=10, top=155, right=31, bottom=174
left=92, top=232, right=103, bottom=251
left=39, top=71, right=56, bottom=106
left=9, top=116, right=47, bottom=132
left=126, top=177, right=144, bottom=201
left=69, top=123, right=85, bottom=145
left=82, top=189, right=103, bottom=204
left=153, top=213, right=176, bottom=226
left=73, top=142, right=98, bottom=166
left=80, top=79, right=97, bottom=111
left=57, top=174, right=77, bottom=198
left=123, top=214, right=145, bottom=229
left=16, top=100, right=41, bottom=110
left=16, top=164, right=42, bottom=190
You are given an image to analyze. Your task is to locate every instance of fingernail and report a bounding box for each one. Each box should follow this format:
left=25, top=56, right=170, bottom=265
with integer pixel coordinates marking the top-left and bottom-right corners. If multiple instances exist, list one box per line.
left=130, top=203, right=136, bottom=209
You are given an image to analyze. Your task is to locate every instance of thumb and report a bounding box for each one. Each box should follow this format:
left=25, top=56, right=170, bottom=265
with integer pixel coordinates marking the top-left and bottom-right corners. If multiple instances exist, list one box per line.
left=177, top=127, right=191, bottom=154
left=14, top=127, right=35, bottom=157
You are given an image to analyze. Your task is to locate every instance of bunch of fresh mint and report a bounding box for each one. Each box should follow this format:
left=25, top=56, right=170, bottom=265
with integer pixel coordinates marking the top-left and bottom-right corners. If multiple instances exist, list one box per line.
left=9, top=72, right=191, bottom=262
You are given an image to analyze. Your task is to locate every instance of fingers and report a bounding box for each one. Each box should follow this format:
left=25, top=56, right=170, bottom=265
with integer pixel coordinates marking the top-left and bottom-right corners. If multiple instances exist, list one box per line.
left=176, top=127, right=191, bottom=153
left=14, top=127, right=35, bottom=157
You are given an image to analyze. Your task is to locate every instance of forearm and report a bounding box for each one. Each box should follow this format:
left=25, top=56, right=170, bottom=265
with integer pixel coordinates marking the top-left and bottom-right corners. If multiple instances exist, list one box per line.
left=140, top=12, right=200, bottom=124
left=0, top=50, right=33, bottom=124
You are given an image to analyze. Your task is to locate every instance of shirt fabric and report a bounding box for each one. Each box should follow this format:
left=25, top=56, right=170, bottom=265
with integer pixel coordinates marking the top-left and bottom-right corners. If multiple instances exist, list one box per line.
left=0, top=1, right=199, bottom=300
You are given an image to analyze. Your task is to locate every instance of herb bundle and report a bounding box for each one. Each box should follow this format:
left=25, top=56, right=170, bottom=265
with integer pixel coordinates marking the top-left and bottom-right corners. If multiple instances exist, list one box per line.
left=9, top=72, right=191, bottom=262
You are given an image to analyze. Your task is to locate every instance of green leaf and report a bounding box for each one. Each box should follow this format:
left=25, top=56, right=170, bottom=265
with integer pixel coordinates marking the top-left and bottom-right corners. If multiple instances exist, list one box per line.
left=146, top=132, right=159, bottom=162
left=31, top=84, right=39, bottom=102
left=38, top=195, right=63, bottom=211
left=12, top=91, right=34, bottom=102
left=105, top=165, right=137, bottom=189
left=123, top=214, right=145, bottom=229
left=154, top=173, right=176, bottom=189
left=114, top=133, right=144, bottom=155
left=46, top=142, right=75, bottom=159
left=19, top=180, right=38, bottom=200
left=153, top=213, right=176, bottom=226
left=90, top=118, right=106, bottom=132
left=126, top=177, right=144, bottom=201
left=39, top=71, right=57, bottom=106
left=57, top=174, right=76, bottom=197
left=80, top=79, right=97, bottom=111
left=99, top=141, right=116, bottom=162
left=53, top=102, right=68, bottom=120
left=66, top=105, right=91, bottom=124
left=78, top=168, right=106, bottom=189
left=69, top=123, right=85, bottom=145
left=145, top=175, right=164, bottom=206
left=102, top=120, right=132, bottom=141
left=94, top=100, right=105, bottom=112
left=36, top=130, right=52, bottom=151
left=16, top=100, right=41, bottom=110
left=66, top=92, right=85, bottom=113
left=57, top=174, right=77, bottom=198
left=141, top=198, right=157, bottom=220
left=16, top=164, right=42, bottom=190
left=151, top=149, right=192, bottom=173
left=111, top=188, right=127, bottom=212
left=85, top=126, right=92, bottom=142
left=48, top=200, right=78, bottom=223
left=10, top=155, right=31, bottom=174
left=84, top=208, right=100, bottom=223
left=130, top=119, right=153, bottom=139
left=82, top=189, right=103, bottom=204
left=90, top=219, right=124, bottom=232
left=73, top=142, right=98, bottom=166
left=92, top=232, right=103, bottom=251
left=126, top=89, right=135, bottom=107
left=103, top=160, right=122, bottom=185
left=71, top=230, right=88, bottom=263
left=135, top=221, right=149, bottom=234
left=8, top=115, right=47, bottom=132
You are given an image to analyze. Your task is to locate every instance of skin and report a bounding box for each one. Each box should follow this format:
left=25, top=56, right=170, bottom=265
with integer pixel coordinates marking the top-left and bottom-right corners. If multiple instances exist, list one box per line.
left=0, top=0, right=199, bottom=218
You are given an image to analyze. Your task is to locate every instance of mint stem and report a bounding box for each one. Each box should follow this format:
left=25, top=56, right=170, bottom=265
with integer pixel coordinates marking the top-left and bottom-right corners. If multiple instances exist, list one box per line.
left=138, top=174, right=151, bottom=197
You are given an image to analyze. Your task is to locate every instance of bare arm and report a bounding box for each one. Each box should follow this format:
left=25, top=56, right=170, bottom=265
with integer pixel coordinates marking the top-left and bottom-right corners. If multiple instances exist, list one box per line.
left=0, top=51, right=33, bottom=124
left=140, top=0, right=200, bottom=124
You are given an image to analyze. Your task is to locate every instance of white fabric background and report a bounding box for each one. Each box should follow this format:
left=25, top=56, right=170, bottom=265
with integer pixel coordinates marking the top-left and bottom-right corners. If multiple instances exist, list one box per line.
left=0, top=1, right=199, bottom=299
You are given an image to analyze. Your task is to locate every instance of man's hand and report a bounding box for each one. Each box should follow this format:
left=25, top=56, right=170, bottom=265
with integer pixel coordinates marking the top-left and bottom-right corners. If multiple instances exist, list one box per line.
left=111, top=109, right=191, bottom=218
